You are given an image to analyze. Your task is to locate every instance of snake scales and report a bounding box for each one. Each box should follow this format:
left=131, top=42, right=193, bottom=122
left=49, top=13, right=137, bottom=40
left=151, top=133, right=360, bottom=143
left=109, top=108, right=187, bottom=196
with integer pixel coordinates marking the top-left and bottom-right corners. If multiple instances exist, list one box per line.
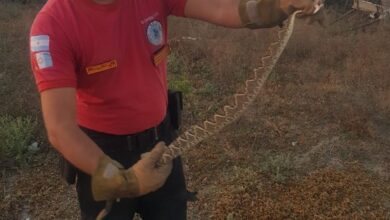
left=158, top=11, right=302, bottom=166
left=97, top=8, right=322, bottom=219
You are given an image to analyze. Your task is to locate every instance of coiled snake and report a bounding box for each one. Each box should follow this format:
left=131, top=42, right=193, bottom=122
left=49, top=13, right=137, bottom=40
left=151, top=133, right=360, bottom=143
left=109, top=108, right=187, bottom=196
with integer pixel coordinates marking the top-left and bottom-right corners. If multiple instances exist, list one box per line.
left=97, top=6, right=323, bottom=219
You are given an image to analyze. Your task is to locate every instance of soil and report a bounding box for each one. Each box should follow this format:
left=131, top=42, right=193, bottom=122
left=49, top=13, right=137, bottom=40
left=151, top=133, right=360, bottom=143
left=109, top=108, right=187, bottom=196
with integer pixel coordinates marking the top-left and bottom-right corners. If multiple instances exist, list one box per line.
left=1, top=5, right=390, bottom=220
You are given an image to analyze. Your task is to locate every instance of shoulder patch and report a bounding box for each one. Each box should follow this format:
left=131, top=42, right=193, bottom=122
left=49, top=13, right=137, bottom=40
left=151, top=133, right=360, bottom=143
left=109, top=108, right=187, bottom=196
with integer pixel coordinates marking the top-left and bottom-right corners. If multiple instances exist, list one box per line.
left=35, top=52, right=53, bottom=70
left=31, top=35, right=50, bottom=52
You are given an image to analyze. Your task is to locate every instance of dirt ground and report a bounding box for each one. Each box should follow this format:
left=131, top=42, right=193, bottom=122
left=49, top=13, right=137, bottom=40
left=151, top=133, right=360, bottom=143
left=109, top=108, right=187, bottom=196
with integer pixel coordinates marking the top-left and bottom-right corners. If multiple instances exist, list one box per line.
left=1, top=3, right=390, bottom=220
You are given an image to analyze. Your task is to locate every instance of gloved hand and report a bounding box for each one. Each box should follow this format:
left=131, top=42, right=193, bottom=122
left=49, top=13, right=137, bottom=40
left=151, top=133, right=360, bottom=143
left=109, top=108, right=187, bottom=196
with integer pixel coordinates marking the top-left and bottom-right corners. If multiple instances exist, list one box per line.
left=280, top=0, right=323, bottom=16
left=91, top=142, right=172, bottom=201
left=240, top=0, right=321, bottom=29
left=131, top=142, right=173, bottom=196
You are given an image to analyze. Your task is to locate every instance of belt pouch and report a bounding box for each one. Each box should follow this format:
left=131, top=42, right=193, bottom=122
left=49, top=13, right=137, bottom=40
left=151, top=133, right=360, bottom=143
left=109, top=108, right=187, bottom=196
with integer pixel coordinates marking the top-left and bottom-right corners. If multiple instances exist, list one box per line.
left=59, top=156, right=77, bottom=185
left=168, top=90, right=183, bottom=130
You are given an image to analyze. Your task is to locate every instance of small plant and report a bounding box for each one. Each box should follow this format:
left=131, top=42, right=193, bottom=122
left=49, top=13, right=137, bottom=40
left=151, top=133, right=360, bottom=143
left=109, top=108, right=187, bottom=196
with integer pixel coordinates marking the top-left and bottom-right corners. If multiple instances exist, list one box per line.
left=260, top=152, right=294, bottom=184
left=168, top=53, right=193, bottom=94
left=167, top=52, right=185, bottom=76
left=0, top=115, right=38, bottom=165
left=169, top=74, right=193, bottom=95
left=196, top=82, right=216, bottom=96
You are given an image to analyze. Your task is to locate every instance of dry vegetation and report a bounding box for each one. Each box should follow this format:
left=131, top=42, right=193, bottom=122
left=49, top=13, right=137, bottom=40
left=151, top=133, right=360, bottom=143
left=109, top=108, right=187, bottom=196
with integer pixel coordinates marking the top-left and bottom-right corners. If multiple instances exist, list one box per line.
left=1, top=1, right=390, bottom=219
left=0, top=1, right=43, bottom=168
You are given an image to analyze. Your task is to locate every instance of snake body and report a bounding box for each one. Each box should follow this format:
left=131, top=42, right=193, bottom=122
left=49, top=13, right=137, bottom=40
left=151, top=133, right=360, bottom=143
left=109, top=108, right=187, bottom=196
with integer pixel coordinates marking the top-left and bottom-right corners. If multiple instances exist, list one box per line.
left=158, top=11, right=300, bottom=165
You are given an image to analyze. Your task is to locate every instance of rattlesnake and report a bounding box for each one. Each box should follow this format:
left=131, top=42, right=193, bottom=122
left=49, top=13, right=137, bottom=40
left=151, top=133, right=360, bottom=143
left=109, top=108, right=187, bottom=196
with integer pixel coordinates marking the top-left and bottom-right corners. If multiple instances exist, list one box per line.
left=158, top=10, right=310, bottom=165
left=97, top=6, right=323, bottom=220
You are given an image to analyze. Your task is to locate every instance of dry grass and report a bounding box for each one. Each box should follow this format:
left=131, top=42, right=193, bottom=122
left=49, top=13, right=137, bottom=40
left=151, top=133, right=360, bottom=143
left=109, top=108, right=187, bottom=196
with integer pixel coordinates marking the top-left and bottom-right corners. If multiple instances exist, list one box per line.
left=0, top=1, right=41, bottom=116
left=209, top=168, right=390, bottom=219
left=0, top=1, right=43, bottom=166
left=168, top=18, right=272, bottom=126
left=181, top=11, right=390, bottom=219
left=0, top=2, right=389, bottom=219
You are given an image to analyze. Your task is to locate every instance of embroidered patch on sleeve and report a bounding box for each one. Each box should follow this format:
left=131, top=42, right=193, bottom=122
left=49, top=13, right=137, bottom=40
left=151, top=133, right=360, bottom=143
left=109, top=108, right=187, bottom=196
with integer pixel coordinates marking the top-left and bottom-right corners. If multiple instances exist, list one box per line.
left=35, top=52, right=53, bottom=69
left=31, top=35, right=50, bottom=52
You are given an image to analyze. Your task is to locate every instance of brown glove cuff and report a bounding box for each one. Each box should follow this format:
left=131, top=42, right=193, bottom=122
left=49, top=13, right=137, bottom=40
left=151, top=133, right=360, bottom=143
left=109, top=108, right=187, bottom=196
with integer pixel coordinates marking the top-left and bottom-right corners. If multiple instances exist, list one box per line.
left=122, top=168, right=140, bottom=197
left=239, top=0, right=289, bottom=29
left=91, top=155, right=140, bottom=201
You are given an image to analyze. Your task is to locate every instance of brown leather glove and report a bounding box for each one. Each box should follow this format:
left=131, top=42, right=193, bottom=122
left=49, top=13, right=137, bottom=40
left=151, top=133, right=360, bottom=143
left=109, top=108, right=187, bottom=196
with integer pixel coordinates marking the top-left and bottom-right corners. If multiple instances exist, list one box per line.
left=239, top=0, right=319, bottom=29
left=280, top=0, right=321, bottom=16
left=91, top=142, right=172, bottom=201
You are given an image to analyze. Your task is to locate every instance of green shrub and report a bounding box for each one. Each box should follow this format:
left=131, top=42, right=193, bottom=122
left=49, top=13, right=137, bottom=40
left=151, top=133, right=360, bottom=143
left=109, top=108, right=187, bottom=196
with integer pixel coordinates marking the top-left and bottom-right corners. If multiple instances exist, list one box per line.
left=169, top=74, right=193, bottom=95
left=167, top=52, right=185, bottom=76
left=196, top=82, right=216, bottom=95
left=0, top=115, right=38, bottom=164
left=168, top=53, right=193, bottom=94
left=260, top=152, right=294, bottom=184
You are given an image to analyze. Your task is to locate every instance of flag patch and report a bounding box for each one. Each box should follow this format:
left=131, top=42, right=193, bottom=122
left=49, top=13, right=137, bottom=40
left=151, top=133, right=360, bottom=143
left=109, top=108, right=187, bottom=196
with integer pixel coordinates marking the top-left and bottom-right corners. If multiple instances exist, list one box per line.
left=35, top=52, right=53, bottom=69
left=31, top=35, right=50, bottom=52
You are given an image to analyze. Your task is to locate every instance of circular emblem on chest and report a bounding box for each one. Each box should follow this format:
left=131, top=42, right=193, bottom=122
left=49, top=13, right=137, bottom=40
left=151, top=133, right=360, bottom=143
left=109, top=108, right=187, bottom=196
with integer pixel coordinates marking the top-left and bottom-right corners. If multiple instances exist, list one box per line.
left=147, top=21, right=163, bottom=46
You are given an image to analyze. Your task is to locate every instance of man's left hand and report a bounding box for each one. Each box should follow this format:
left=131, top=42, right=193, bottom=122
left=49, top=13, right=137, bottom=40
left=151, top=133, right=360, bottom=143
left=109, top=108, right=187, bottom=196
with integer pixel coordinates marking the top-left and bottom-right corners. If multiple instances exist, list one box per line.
left=280, top=0, right=323, bottom=16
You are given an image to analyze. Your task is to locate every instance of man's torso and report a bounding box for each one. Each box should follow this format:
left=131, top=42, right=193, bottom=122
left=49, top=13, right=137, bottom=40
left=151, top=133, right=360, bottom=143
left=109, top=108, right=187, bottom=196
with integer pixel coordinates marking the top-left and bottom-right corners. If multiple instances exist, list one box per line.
left=30, top=0, right=186, bottom=134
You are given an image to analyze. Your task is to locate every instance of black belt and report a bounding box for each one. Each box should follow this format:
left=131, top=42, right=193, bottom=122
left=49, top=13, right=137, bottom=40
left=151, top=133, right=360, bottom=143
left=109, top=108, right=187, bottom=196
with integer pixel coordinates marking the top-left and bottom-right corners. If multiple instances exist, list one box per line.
left=127, top=116, right=169, bottom=148
left=80, top=115, right=170, bottom=152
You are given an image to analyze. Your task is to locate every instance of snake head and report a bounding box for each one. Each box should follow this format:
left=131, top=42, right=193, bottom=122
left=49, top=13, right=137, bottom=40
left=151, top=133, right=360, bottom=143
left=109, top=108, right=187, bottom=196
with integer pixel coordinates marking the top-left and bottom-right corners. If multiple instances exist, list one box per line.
left=314, top=0, right=324, bottom=14
left=295, top=0, right=327, bottom=28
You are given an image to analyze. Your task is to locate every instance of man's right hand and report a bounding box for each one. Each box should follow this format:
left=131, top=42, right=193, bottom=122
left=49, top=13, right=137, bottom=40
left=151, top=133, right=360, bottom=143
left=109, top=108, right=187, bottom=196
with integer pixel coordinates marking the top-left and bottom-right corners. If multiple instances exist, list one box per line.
left=92, top=142, right=173, bottom=201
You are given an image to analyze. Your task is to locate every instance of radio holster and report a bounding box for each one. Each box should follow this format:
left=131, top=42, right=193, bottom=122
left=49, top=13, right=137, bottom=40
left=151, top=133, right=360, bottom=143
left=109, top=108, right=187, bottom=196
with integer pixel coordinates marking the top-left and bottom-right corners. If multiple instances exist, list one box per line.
left=59, top=155, right=77, bottom=185
left=168, top=90, right=183, bottom=131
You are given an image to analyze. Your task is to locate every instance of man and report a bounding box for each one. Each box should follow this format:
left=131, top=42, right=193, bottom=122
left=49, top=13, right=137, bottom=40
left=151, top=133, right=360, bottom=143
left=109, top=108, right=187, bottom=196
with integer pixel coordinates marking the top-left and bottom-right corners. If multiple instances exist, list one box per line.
left=29, top=0, right=319, bottom=219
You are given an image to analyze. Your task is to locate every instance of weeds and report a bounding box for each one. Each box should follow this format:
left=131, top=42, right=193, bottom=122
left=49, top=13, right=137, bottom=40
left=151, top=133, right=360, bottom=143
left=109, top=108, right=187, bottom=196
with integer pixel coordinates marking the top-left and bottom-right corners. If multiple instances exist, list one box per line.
left=0, top=1, right=40, bottom=117
left=0, top=115, right=38, bottom=165
left=260, top=152, right=294, bottom=184
left=167, top=53, right=193, bottom=94
left=0, top=1, right=389, bottom=218
left=168, top=74, right=193, bottom=95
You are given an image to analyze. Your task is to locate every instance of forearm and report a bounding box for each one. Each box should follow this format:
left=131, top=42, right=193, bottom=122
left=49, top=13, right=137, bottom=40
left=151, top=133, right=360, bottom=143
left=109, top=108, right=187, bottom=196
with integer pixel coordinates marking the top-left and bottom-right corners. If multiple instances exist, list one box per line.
left=40, top=88, right=104, bottom=175
left=47, top=123, right=104, bottom=175
left=185, top=0, right=243, bottom=28
left=184, top=0, right=319, bottom=29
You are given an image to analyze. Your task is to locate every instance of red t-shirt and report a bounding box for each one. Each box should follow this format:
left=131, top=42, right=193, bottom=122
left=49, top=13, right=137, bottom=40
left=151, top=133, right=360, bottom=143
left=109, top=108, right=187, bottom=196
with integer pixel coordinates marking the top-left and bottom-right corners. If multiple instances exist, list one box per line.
left=30, top=0, right=187, bottom=135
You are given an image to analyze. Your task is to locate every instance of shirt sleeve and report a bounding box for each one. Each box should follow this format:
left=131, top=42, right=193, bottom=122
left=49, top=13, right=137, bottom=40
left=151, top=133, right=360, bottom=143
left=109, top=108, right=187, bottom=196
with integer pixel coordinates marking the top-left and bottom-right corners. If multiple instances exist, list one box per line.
left=30, top=12, right=77, bottom=93
left=164, top=0, right=188, bottom=17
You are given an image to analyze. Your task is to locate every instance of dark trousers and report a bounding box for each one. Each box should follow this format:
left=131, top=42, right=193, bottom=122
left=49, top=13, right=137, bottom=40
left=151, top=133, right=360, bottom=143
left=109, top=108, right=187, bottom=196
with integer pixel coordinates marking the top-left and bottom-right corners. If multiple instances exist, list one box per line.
left=76, top=117, right=189, bottom=220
